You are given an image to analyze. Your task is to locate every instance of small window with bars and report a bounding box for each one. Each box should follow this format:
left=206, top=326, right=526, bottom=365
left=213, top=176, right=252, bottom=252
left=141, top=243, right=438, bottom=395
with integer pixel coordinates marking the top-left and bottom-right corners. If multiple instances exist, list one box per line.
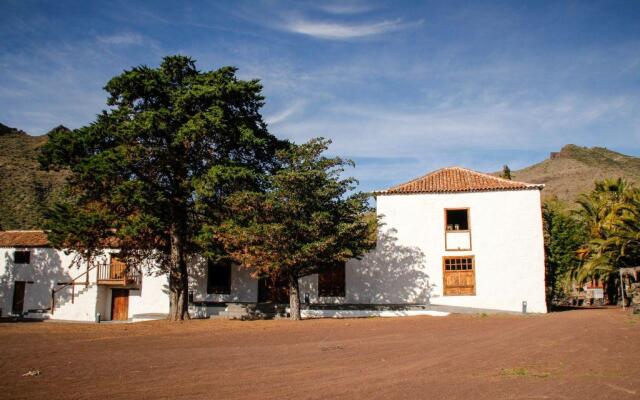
left=444, top=257, right=473, bottom=271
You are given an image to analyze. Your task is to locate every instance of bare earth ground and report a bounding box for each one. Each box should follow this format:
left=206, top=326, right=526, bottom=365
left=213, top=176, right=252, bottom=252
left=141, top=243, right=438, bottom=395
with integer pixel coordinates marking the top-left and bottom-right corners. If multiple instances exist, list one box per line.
left=0, top=308, right=638, bottom=400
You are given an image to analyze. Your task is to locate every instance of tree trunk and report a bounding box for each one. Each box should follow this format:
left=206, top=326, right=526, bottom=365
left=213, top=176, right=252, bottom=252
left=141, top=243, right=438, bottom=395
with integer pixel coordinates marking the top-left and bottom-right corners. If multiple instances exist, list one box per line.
left=168, top=224, right=190, bottom=321
left=289, top=273, right=301, bottom=320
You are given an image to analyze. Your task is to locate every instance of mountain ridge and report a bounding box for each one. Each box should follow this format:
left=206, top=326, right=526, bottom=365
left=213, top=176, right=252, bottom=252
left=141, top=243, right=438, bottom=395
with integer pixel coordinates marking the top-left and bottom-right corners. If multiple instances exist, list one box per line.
left=509, top=144, right=640, bottom=203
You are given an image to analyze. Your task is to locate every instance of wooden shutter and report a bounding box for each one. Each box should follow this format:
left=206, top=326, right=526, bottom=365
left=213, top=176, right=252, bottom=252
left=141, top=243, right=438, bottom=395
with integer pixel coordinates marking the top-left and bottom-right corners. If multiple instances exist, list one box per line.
left=443, top=256, right=475, bottom=296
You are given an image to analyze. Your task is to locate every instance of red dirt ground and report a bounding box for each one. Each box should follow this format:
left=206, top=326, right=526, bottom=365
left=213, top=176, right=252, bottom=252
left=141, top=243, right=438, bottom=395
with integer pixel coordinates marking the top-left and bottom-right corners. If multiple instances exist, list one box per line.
left=0, top=308, right=638, bottom=400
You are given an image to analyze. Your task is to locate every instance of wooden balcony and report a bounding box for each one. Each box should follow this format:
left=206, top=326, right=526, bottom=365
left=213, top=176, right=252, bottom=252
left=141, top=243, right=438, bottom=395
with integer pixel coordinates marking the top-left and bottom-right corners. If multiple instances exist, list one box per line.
left=97, top=259, right=142, bottom=288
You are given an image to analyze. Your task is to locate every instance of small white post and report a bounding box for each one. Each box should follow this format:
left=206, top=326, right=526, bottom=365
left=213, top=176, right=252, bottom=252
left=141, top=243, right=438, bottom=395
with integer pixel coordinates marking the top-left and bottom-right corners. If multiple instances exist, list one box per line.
left=620, top=269, right=625, bottom=310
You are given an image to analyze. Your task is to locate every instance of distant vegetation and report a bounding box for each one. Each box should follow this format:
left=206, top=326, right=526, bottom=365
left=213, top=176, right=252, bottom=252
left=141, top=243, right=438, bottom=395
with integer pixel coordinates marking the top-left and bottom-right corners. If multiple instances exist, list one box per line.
left=0, top=123, right=68, bottom=230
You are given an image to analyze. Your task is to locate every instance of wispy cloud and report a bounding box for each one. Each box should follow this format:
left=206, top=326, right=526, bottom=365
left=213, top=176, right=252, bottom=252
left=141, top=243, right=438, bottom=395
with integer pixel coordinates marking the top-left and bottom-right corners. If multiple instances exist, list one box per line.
left=316, top=2, right=374, bottom=15
left=265, top=101, right=305, bottom=125
left=274, top=94, right=639, bottom=157
left=96, top=32, right=145, bottom=46
left=281, top=17, right=415, bottom=40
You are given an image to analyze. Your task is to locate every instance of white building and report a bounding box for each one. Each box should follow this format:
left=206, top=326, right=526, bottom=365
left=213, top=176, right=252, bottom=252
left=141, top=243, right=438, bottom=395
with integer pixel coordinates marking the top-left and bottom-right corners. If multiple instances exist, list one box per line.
left=300, top=167, right=548, bottom=314
left=0, top=167, right=547, bottom=321
left=0, top=231, right=169, bottom=321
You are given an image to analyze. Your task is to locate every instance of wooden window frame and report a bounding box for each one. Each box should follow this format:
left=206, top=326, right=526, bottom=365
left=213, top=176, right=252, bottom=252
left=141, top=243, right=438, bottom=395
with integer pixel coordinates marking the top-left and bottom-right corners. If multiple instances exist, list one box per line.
left=442, top=255, right=476, bottom=296
left=318, top=263, right=346, bottom=298
left=444, top=208, right=470, bottom=232
left=207, top=261, right=232, bottom=295
left=444, top=208, right=472, bottom=251
left=13, top=250, right=31, bottom=264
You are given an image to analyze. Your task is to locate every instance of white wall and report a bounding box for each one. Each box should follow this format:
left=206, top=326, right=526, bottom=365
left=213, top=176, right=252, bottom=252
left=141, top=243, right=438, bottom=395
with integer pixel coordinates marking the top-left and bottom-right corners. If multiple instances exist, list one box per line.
left=128, top=271, right=170, bottom=319
left=189, top=256, right=258, bottom=303
left=0, top=247, right=171, bottom=321
left=1, top=189, right=547, bottom=319
left=0, top=247, right=110, bottom=321
left=301, top=189, right=547, bottom=313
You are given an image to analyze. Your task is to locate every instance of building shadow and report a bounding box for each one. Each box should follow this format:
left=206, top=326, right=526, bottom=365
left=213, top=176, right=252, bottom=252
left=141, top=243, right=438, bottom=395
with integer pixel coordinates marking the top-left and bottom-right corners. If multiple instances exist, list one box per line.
left=1, top=248, right=71, bottom=315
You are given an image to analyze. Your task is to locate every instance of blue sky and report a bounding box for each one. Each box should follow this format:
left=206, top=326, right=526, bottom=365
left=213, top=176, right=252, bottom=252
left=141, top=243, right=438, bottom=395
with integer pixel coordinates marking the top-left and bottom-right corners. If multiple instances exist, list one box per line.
left=1, top=1, right=639, bottom=192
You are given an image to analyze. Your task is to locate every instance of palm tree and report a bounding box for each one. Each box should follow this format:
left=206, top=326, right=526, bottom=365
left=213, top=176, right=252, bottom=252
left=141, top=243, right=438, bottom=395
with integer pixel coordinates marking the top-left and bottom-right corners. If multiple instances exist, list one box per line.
left=570, top=178, right=640, bottom=305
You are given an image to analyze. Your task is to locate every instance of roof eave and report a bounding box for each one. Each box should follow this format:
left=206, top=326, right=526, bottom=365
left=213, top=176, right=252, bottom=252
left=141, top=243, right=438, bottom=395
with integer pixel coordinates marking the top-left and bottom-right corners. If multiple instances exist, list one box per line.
left=374, top=185, right=545, bottom=196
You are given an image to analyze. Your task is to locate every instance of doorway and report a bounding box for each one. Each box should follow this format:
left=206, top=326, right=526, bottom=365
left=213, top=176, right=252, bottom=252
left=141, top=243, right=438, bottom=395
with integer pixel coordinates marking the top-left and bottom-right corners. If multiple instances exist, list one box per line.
left=111, top=289, right=129, bottom=321
left=12, top=281, right=26, bottom=315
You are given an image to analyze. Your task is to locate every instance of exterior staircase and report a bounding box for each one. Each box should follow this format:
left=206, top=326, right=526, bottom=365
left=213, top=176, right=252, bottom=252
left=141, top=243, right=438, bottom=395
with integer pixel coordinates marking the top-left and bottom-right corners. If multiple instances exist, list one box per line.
left=48, top=282, right=98, bottom=321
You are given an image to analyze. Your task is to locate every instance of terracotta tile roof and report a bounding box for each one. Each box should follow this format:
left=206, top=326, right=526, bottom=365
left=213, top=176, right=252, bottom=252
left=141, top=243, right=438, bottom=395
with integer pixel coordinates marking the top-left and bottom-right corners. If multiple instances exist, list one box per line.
left=0, top=230, right=50, bottom=247
left=0, top=230, right=122, bottom=248
left=377, top=167, right=544, bottom=195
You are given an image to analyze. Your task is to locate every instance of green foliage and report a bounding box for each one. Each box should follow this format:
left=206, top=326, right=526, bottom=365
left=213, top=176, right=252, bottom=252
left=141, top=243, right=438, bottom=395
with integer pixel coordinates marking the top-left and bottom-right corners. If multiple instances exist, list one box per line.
left=543, top=200, right=587, bottom=302
left=39, top=55, right=287, bottom=320
left=572, top=178, right=640, bottom=284
left=213, top=138, right=377, bottom=319
left=501, top=165, right=511, bottom=180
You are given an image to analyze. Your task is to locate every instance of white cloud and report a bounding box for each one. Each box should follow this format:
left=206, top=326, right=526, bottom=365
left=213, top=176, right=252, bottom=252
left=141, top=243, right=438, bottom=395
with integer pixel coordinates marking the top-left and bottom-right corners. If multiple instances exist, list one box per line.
left=266, top=101, right=305, bottom=125
left=271, top=94, right=639, bottom=159
left=316, top=2, right=373, bottom=15
left=96, top=32, right=144, bottom=46
left=281, top=17, right=411, bottom=39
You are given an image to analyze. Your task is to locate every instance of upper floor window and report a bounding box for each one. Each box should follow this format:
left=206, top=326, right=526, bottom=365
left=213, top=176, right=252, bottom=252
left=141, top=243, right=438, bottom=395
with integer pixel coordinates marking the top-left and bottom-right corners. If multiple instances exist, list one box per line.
left=318, top=262, right=346, bottom=297
left=207, top=260, right=231, bottom=295
left=13, top=250, right=30, bottom=264
left=445, top=209, right=469, bottom=231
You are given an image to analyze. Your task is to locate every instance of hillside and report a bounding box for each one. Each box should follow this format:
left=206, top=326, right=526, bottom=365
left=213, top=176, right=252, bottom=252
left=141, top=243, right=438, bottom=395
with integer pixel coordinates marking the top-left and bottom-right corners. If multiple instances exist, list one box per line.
left=510, top=144, right=640, bottom=203
left=0, top=123, right=68, bottom=230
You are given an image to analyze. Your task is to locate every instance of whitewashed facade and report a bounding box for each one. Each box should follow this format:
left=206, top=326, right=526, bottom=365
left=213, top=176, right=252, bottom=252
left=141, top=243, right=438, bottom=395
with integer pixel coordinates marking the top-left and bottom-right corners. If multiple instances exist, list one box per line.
left=299, top=167, right=548, bottom=314
left=0, top=239, right=170, bottom=322
left=0, top=167, right=548, bottom=321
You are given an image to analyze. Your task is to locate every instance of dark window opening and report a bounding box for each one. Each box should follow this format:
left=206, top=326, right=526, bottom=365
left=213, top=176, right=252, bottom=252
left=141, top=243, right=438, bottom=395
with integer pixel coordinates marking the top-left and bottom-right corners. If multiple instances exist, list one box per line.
left=13, top=251, right=30, bottom=264
left=444, top=257, right=474, bottom=271
left=446, top=209, right=469, bottom=231
left=207, top=261, right=231, bottom=295
left=318, top=263, right=346, bottom=297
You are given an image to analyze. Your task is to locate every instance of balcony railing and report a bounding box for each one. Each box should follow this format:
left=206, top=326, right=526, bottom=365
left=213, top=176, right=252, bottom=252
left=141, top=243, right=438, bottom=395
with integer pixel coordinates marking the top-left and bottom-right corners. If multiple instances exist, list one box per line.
left=97, top=261, right=142, bottom=288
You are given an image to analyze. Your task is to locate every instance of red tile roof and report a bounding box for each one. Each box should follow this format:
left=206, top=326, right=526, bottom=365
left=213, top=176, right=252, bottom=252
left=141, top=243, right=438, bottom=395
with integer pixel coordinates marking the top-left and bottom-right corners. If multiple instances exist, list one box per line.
left=377, top=167, right=544, bottom=195
left=0, top=230, right=50, bottom=247
left=0, top=230, right=121, bottom=248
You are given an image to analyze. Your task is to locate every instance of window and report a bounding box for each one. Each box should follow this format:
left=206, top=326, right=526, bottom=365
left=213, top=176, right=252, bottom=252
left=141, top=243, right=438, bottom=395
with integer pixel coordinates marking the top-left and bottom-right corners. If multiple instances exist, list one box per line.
left=13, top=251, right=30, bottom=264
left=207, top=261, right=231, bottom=294
left=318, top=263, right=346, bottom=297
left=442, top=256, right=475, bottom=296
left=444, top=257, right=474, bottom=271
left=445, top=209, right=469, bottom=231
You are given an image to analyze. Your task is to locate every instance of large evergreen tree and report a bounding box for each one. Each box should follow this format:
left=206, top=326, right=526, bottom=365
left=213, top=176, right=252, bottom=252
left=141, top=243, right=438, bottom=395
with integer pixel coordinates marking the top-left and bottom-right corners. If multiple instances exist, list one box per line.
left=40, top=56, right=287, bottom=320
left=213, top=138, right=376, bottom=320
